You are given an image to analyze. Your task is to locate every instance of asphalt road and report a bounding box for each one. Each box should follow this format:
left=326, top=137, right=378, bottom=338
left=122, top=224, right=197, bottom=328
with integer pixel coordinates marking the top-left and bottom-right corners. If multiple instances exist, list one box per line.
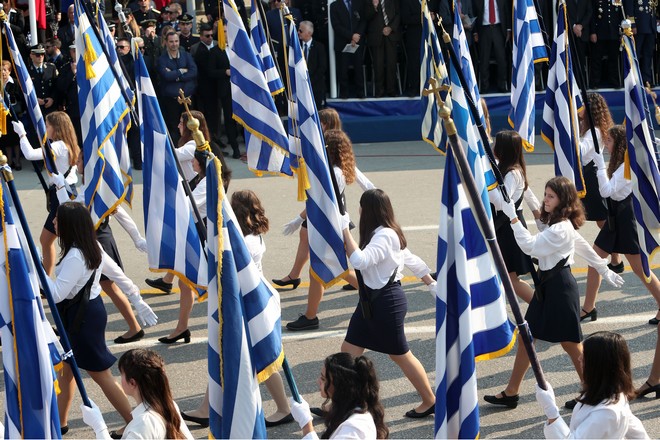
left=2, top=137, right=660, bottom=438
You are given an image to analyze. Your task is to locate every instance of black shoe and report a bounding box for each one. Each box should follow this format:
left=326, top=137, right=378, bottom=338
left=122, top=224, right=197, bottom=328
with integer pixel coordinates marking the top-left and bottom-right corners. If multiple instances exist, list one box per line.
left=271, top=276, right=301, bottom=289
left=484, top=391, right=519, bottom=408
left=565, top=398, right=578, bottom=410
left=232, top=150, right=242, bottom=159
left=61, top=425, right=69, bottom=435
left=342, top=284, right=357, bottom=291
left=264, top=413, right=293, bottom=427
left=286, top=314, right=319, bottom=331
left=608, top=261, right=625, bottom=274
left=636, top=381, right=660, bottom=399
left=310, top=407, right=326, bottom=418
left=181, top=411, right=210, bottom=427
left=158, top=329, right=191, bottom=344
left=145, top=277, right=173, bottom=293
left=404, top=405, right=435, bottom=418
left=109, top=430, right=123, bottom=439
left=114, top=329, right=145, bottom=344
left=649, top=309, right=660, bottom=325
left=580, top=308, right=597, bottom=322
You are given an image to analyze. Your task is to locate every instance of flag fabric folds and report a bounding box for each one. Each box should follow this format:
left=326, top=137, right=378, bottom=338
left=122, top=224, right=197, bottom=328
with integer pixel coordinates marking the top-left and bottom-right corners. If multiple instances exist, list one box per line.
left=421, top=0, right=450, bottom=151
left=541, top=1, right=585, bottom=196
left=287, top=20, right=348, bottom=286
left=0, top=177, right=61, bottom=439
left=621, top=31, right=660, bottom=281
left=451, top=4, right=484, bottom=125
left=435, top=148, right=516, bottom=439
left=224, top=0, right=292, bottom=177
left=135, top=48, right=207, bottom=290
left=250, top=5, right=285, bottom=96
left=75, top=0, right=132, bottom=227
left=207, top=156, right=284, bottom=439
left=510, top=0, right=548, bottom=151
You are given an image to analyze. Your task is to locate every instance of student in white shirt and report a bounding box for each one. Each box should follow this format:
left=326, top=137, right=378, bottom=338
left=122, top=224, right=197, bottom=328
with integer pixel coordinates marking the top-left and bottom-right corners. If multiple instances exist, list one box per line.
left=290, top=352, right=388, bottom=439
left=535, top=331, right=649, bottom=439
left=81, top=348, right=194, bottom=439
left=581, top=125, right=660, bottom=325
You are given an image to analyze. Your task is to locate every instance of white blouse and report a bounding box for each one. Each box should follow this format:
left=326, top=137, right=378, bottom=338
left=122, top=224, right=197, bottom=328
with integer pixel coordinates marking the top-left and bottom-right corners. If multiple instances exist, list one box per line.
left=489, top=169, right=525, bottom=212
left=244, top=234, right=266, bottom=274
left=302, top=411, right=377, bottom=439
left=121, top=402, right=193, bottom=440
left=349, top=226, right=405, bottom=289
left=175, top=140, right=196, bottom=182
left=597, top=164, right=633, bottom=202
left=579, top=127, right=602, bottom=166
left=19, top=137, right=78, bottom=186
left=544, top=394, right=649, bottom=439
left=192, top=176, right=207, bottom=219
left=511, top=220, right=610, bottom=273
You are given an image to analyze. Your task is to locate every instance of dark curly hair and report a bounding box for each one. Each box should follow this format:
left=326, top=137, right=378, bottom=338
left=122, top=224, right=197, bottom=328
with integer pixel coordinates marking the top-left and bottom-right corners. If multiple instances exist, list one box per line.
left=325, top=129, right=356, bottom=185
left=539, top=176, right=585, bottom=229
left=579, top=93, right=613, bottom=137
left=606, top=125, right=627, bottom=179
left=320, top=353, right=388, bottom=439
left=230, top=189, right=269, bottom=235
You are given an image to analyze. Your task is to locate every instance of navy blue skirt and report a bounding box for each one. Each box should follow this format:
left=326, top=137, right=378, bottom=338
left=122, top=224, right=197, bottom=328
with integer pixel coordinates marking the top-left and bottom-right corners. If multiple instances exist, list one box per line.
left=581, top=162, right=608, bottom=222
left=345, top=281, right=409, bottom=355
left=594, top=195, right=640, bottom=255
left=43, top=186, right=59, bottom=234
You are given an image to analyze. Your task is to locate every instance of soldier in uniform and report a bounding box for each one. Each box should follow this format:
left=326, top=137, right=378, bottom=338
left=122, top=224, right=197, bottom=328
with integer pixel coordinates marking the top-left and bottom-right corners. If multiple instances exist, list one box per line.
left=177, top=13, right=199, bottom=52
left=625, top=0, right=657, bottom=85
left=133, top=0, right=160, bottom=26
left=590, top=0, right=622, bottom=88
left=28, top=44, right=58, bottom=116
left=141, top=18, right=161, bottom=78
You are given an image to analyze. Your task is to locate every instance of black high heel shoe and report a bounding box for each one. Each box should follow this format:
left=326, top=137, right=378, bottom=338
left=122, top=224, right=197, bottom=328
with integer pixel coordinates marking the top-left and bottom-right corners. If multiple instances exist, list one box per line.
left=483, top=390, right=519, bottom=408
left=636, top=381, right=660, bottom=399
left=271, top=276, right=301, bottom=289
left=158, top=329, right=191, bottom=344
left=181, top=411, right=210, bottom=427
left=580, top=308, right=597, bottom=322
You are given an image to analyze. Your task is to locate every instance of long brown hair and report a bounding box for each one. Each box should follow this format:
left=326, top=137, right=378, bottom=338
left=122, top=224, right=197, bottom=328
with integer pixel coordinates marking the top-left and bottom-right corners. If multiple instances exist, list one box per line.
left=46, top=111, right=79, bottom=166
left=319, top=108, right=342, bottom=133
left=494, top=130, right=528, bottom=191
left=580, top=93, right=613, bottom=137
left=606, top=125, right=627, bottom=179
left=320, top=353, right=388, bottom=439
left=325, top=129, right=356, bottom=185
left=539, top=176, right=585, bottom=229
left=231, top=189, right=269, bottom=235
left=118, top=349, right=185, bottom=439
left=56, top=202, right=101, bottom=269
left=358, top=189, right=406, bottom=250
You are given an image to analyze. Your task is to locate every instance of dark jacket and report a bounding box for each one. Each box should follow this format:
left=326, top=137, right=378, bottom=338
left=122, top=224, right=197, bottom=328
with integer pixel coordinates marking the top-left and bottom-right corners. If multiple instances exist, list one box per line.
left=28, top=62, right=59, bottom=114
left=565, top=0, right=592, bottom=41
left=208, top=45, right=231, bottom=99
left=590, top=0, right=621, bottom=40
left=474, top=0, right=512, bottom=37
left=330, top=0, right=368, bottom=50
left=156, top=50, right=197, bottom=98
left=624, top=0, right=657, bottom=34
left=365, top=0, right=402, bottom=45
left=304, top=39, right=327, bottom=106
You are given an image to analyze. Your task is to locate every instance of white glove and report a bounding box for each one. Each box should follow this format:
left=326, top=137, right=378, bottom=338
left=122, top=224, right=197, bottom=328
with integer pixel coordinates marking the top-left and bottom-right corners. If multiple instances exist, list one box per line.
left=592, top=152, right=606, bottom=171
left=289, top=396, right=313, bottom=429
left=80, top=400, right=108, bottom=436
left=134, top=238, right=148, bottom=253
left=128, top=294, right=158, bottom=327
left=340, top=212, right=351, bottom=230
left=282, top=216, right=304, bottom=236
left=601, top=269, right=624, bottom=288
left=51, top=172, right=66, bottom=189
left=535, top=383, right=560, bottom=419
left=501, top=201, right=517, bottom=221
left=428, top=281, right=438, bottom=301
left=11, top=120, right=26, bottom=137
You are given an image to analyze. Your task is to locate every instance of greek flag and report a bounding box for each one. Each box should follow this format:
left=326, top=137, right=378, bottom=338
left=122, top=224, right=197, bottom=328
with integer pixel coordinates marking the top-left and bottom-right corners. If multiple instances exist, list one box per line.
left=0, top=178, right=62, bottom=439
left=541, top=0, right=585, bottom=196
left=75, top=0, right=133, bottom=227
left=421, top=0, right=450, bottom=151
left=224, top=0, right=292, bottom=177
left=452, top=5, right=484, bottom=125
left=621, top=32, right=660, bottom=281
left=207, top=157, right=283, bottom=439
left=2, top=21, right=57, bottom=173
left=287, top=20, right=348, bottom=286
left=510, top=0, right=548, bottom=151
left=250, top=4, right=284, bottom=96
left=135, top=48, right=207, bottom=290
left=435, top=148, right=516, bottom=439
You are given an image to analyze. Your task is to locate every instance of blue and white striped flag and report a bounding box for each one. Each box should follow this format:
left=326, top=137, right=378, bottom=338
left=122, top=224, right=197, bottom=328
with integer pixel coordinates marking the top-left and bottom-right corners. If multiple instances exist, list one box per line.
left=541, top=1, right=585, bottom=196
left=2, top=21, right=57, bottom=173
left=421, top=0, right=450, bottom=151
left=135, top=47, right=207, bottom=290
left=250, top=4, right=284, bottom=96
left=510, top=0, right=548, bottom=151
left=621, top=31, right=660, bottom=281
left=207, top=157, right=283, bottom=439
left=435, top=148, right=516, bottom=439
left=75, top=0, right=133, bottom=227
left=287, top=19, right=348, bottom=286
left=452, top=5, right=484, bottom=125
left=0, top=178, right=62, bottom=439
left=224, top=0, right=292, bottom=177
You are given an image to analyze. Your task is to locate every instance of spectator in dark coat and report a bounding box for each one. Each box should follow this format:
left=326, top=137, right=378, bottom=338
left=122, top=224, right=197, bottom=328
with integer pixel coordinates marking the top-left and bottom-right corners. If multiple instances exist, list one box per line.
left=330, top=0, right=367, bottom=98
left=298, top=20, right=327, bottom=109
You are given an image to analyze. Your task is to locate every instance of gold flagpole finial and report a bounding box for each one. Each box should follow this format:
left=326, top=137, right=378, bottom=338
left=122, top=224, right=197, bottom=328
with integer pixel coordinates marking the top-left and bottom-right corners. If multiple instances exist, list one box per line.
left=178, top=89, right=211, bottom=153
left=424, top=77, right=456, bottom=136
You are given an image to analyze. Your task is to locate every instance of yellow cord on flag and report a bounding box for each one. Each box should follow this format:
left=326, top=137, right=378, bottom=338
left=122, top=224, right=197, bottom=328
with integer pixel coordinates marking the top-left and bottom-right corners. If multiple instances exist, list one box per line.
left=0, top=26, right=6, bottom=136
left=83, top=34, right=97, bottom=79
left=217, top=0, right=226, bottom=49
left=296, top=158, right=311, bottom=201
left=623, top=148, right=631, bottom=180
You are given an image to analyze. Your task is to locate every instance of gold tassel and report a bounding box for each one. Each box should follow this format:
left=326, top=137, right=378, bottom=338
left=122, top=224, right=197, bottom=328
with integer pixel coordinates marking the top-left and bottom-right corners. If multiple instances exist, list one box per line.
left=217, top=17, right=226, bottom=50
left=0, top=103, right=7, bottom=136
left=624, top=148, right=631, bottom=180
left=83, top=34, right=97, bottom=79
left=296, top=158, right=311, bottom=201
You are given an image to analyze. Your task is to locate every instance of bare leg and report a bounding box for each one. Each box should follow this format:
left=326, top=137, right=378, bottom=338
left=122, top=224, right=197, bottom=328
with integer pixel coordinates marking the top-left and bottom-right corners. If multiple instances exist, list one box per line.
left=640, top=326, right=660, bottom=391
left=499, top=340, right=531, bottom=397
left=264, top=372, right=291, bottom=421
left=560, top=341, right=584, bottom=383
left=390, top=351, right=435, bottom=412
left=100, top=280, right=141, bottom=338
left=168, top=280, right=194, bottom=337
left=304, top=275, right=324, bottom=319
left=581, top=245, right=609, bottom=316
left=162, top=273, right=175, bottom=284
left=282, top=227, right=310, bottom=281
left=87, top=369, right=133, bottom=423
left=40, top=228, right=57, bottom=276
left=510, top=272, right=533, bottom=304
left=186, top=386, right=210, bottom=418
left=340, top=340, right=365, bottom=356
left=57, top=363, right=75, bottom=427
left=627, top=254, right=660, bottom=320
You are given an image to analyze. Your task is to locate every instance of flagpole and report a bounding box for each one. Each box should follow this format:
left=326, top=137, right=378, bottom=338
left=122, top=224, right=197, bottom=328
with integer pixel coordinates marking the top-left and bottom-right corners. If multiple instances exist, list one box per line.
left=427, top=78, right=548, bottom=390
left=0, top=154, right=92, bottom=407
left=281, top=357, right=301, bottom=402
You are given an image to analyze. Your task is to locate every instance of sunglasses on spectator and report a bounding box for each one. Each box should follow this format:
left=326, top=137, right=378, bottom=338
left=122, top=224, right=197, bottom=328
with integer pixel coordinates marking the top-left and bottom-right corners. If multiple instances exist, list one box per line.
left=117, top=45, right=129, bottom=49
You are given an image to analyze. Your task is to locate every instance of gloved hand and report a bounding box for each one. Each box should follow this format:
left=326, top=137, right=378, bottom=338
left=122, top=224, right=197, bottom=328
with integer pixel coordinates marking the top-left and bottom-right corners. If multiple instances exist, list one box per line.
left=80, top=400, right=108, bottom=436
left=11, top=121, right=26, bottom=137
left=428, top=281, right=438, bottom=301
left=501, top=201, right=518, bottom=221
left=593, top=152, right=606, bottom=171
left=134, top=238, right=148, bottom=253
left=535, top=383, right=560, bottom=419
left=340, top=212, right=351, bottom=230
left=128, top=294, right=158, bottom=327
left=601, top=269, right=624, bottom=288
left=51, top=172, right=66, bottom=189
left=282, top=216, right=304, bottom=236
left=289, top=396, right=313, bottom=429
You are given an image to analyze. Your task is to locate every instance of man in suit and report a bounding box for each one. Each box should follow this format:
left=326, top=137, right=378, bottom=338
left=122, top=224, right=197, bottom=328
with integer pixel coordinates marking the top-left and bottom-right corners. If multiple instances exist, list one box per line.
left=366, top=0, right=401, bottom=97
left=56, top=45, right=81, bottom=146
left=209, top=42, right=241, bottom=158
left=194, top=24, right=223, bottom=145
left=590, top=0, right=621, bottom=88
left=566, top=0, right=592, bottom=89
left=299, top=20, right=327, bottom=109
left=473, top=0, right=511, bottom=92
left=330, top=0, right=367, bottom=98
left=57, top=4, right=75, bottom=50
left=266, top=0, right=303, bottom=93
left=624, top=0, right=656, bottom=86
left=28, top=44, right=58, bottom=116
left=401, top=0, right=422, bottom=96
